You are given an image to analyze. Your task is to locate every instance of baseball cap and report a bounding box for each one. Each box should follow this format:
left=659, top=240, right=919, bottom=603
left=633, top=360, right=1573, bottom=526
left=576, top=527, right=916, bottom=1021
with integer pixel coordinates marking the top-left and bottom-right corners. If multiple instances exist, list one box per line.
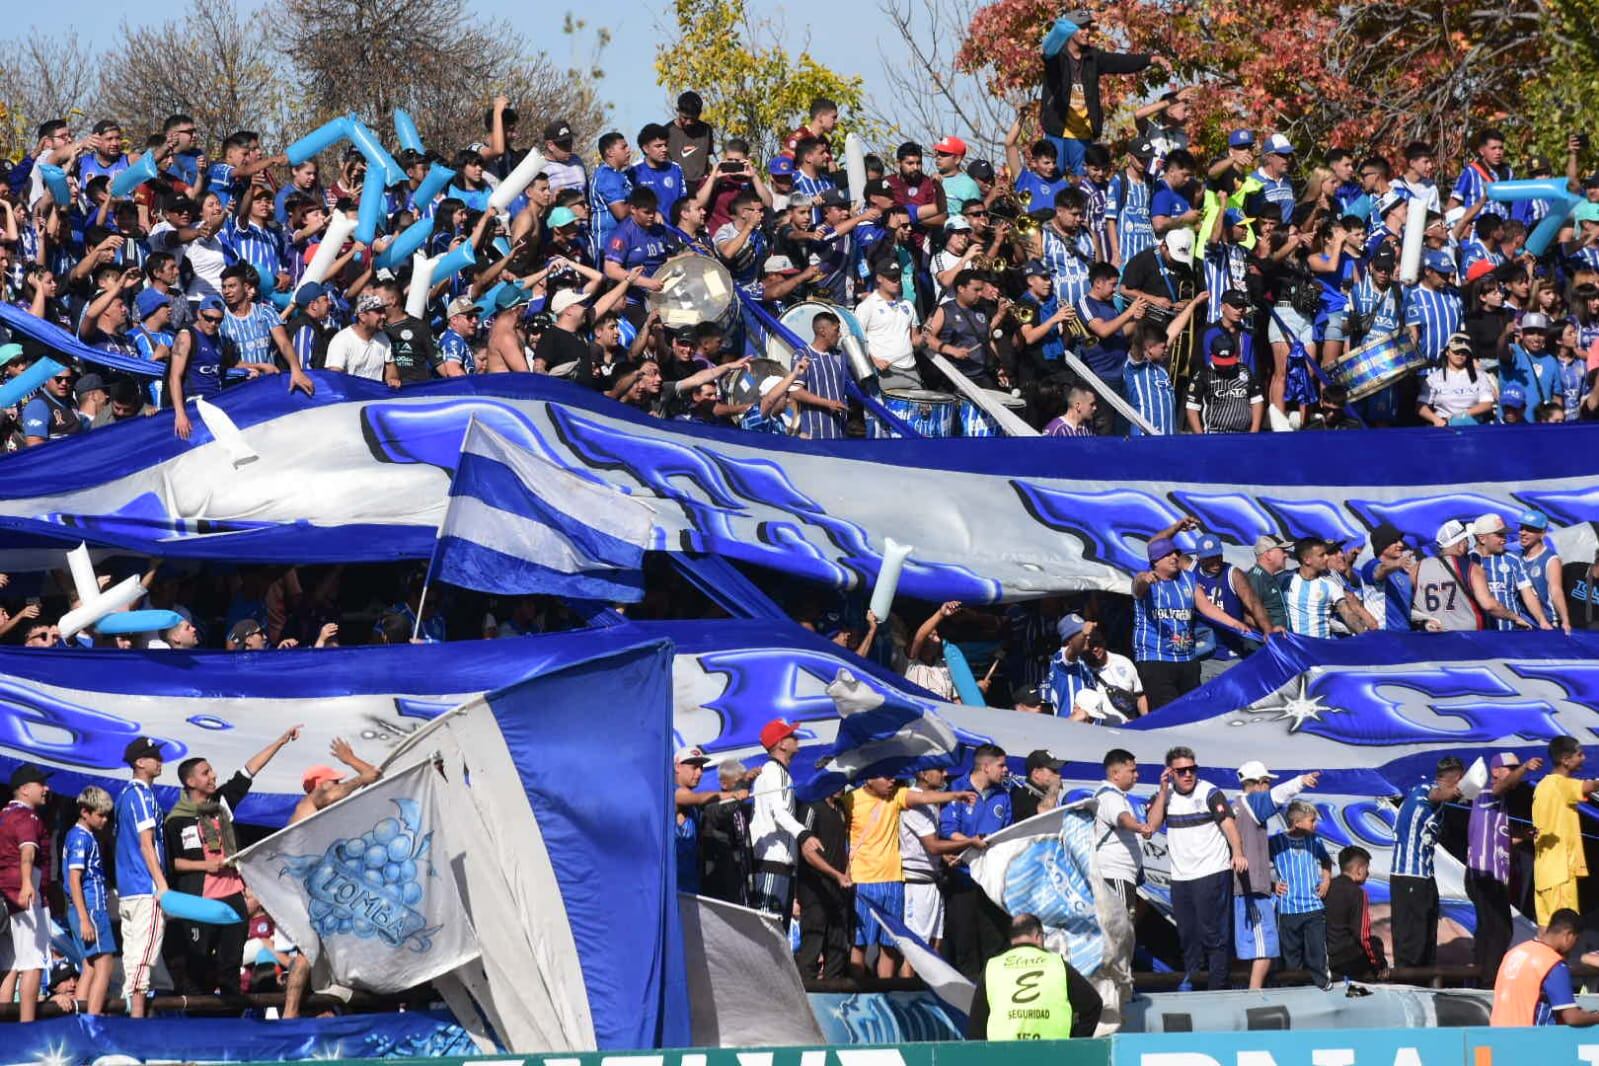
left=550, top=289, right=591, bottom=316
left=676, top=91, right=704, bottom=118
left=817, top=188, right=850, bottom=209
left=760, top=719, right=799, bottom=750
left=8, top=764, right=51, bottom=789
left=763, top=254, right=801, bottom=275
left=543, top=120, right=574, bottom=145
left=945, top=216, right=972, bottom=232
left=1026, top=750, right=1065, bottom=772
left=1195, top=534, right=1224, bottom=559
left=1254, top=534, right=1292, bottom=554
left=1227, top=129, right=1255, bottom=149
left=675, top=745, right=712, bottom=767
left=73, top=374, right=105, bottom=401
left=1370, top=522, right=1407, bottom=557
left=1057, top=613, right=1087, bottom=642
left=1519, top=508, right=1549, bottom=531
left=768, top=156, right=796, bottom=177
left=397, top=148, right=427, bottom=170
left=547, top=206, right=578, bottom=229
left=1375, top=190, right=1408, bottom=218
left=1174, top=531, right=1200, bottom=555
left=494, top=284, right=531, bottom=313
left=294, top=281, right=327, bottom=304
left=123, top=737, right=165, bottom=766
left=1147, top=536, right=1179, bottom=563
left=227, top=618, right=263, bottom=646
left=1445, top=331, right=1474, bottom=354
left=356, top=292, right=387, bottom=314
left=447, top=295, right=480, bottom=317
left=1236, top=760, right=1278, bottom=782
left=1369, top=246, right=1397, bottom=271
left=302, top=765, right=343, bottom=793
left=1263, top=133, right=1294, bottom=156
left=1520, top=311, right=1554, bottom=333
left=1163, top=228, right=1195, bottom=265
left=1022, top=259, right=1049, bottom=277
left=1488, top=752, right=1521, bottom=771
left=1130, top=139, right=1157, bottom=162
left=1500, top=384, right=1527, bottom=409
left=863, top=177, right=893, bottom=200
left=1222, top=208, right=1251, bottom=229
left=1423, top=249, right=1456, bottom=275
left=967, top=159, right=996, bottom=182
left=1014, top=684, right=1046, bottom=707
left=1436, top=519, right=1472, bottom=548
left=759, top=373, right=801, bottom=397
left=1219, top=289, right=1250, bottom=309
left=932, top=135, right=967, bottom=156
left=134, top=287, right=171, bottom=320
left=1464, top=259, right=1497, bottom=285
left=198, top=295, right=226, bottom=316
left=1575, top=202, right=1599, bottom=226
left=1209, top=333, right=1239, bottom=366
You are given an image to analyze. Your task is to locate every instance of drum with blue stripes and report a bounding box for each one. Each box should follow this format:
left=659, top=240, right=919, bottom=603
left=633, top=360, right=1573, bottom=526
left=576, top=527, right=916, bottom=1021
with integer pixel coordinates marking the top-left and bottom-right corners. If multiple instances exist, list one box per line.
left=958, top=391, right=1026, bottom=437
left=1330, top=334, right=1426, bottom=401
left=870, top=389, right=956, bottom=438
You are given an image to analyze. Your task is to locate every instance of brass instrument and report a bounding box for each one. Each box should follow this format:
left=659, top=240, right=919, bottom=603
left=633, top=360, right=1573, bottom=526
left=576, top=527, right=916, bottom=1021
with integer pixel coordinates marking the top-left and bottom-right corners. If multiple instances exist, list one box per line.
left=1012, top=302, right=1037, bottom=326
left=1060, top=303, right=1092, bottom=341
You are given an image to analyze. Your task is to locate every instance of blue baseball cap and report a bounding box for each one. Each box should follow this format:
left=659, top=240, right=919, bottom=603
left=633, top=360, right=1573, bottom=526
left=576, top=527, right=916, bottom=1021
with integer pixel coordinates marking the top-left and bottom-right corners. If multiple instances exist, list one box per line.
left=1147, top=536, right=1179, bottom=563
left=768, top=156, right=795, bottom=177
left=1022, top=259, right=1049, bottom=277
left=1196, top=534, right=1224, bottom=559
left=1057, top=613, right=1086, bottom=642
left=547, top=206, right=578, bottom=228
left=1222, top=208, right=1250, bottom=227
left=198, top=295, right=225, bottom=315
left=133, top=287, right=171, bottom=320
left=294, top=281, right=327, bottom=303
left=1500, top=384, right=1527, bottom=409
left=1227, top=129, right=1254, bottom=149
left=1519, top=508, right=1549, bottom=531
left=1423, top=249, right=1456, bottom=275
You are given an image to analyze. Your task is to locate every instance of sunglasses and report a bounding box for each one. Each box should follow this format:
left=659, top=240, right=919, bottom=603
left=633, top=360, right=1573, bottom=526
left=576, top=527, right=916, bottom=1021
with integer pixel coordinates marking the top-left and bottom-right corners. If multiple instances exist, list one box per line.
left=200, top=314, right=224, bottom=323
left=51, top=375, right=73, bottom=384
left=1170, top=765, right=1199, bottom=775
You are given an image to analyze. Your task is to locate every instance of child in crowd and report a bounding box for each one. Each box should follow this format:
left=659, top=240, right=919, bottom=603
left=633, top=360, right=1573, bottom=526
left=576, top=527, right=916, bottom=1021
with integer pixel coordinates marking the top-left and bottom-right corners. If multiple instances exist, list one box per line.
left=65, top=785, right=116, bottom=1015
left=1325, top=845, right=1389, bottom=981
left=1270, top=800, right=1334, bottom=988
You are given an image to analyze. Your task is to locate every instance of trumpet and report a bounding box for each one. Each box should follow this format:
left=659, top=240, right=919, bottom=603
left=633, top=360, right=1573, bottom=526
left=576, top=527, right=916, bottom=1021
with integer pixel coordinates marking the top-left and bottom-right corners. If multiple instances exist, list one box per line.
left=1060, top=303, right=1092, bottom=341
left=1012, top=302, right=1037, bottom=325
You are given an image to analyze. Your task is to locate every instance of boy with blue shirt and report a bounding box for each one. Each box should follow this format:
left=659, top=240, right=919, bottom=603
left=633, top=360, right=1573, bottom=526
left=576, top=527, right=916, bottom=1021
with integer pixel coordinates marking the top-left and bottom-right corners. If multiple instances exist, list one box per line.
left=628, top=124, right=686, bottom=221
left=1004, top=114, right=1071, bottom=214
left=66, top=785, right=115, bottom=1015
left=1404, top=251, right=1464, bottom=365
left=589, top=132, right=634, bottom=262
left=1270, top=800, right=1334, bottom=988
left=1150, top=149, right=1200, bottom=237
left=116, top=736, right=170, bottom=1019
left=604, top=187, right=674, bottom=313
left=1232, top=761, right=1318, bottom=988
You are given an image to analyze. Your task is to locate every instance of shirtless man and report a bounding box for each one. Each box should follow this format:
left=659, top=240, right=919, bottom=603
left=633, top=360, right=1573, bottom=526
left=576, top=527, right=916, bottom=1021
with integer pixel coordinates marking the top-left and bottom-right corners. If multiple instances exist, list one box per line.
left=291, top=738, right=382, bottom=825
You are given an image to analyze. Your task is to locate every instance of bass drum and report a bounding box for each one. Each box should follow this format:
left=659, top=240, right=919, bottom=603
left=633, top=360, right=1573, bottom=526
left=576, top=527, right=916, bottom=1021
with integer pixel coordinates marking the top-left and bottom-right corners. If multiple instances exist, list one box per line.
left=1331, top=334, right=1426, bottom=401
left=766, top=300, right=868, bottom=370
left=647, top=253, right=737, bottom=332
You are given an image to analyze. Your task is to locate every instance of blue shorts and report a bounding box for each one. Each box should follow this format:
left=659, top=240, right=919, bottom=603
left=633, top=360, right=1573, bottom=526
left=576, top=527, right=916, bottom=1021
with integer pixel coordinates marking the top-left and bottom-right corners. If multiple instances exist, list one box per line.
left=854, top=881, right=906, bottom=948
left=69, top=903, right=116, bottom=960
left=1234, top=892, right=1279, bottom=960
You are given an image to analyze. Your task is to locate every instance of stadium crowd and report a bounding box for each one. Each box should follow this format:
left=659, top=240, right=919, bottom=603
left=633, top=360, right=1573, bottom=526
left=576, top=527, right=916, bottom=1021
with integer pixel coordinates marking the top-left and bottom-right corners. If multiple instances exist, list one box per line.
left=2, top=7, right=1599, bottom=1034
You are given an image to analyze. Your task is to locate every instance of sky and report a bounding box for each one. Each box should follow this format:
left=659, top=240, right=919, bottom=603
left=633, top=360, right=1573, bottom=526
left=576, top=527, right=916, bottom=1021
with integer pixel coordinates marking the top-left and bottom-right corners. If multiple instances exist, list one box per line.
left=24, top=0, right=904, bottom=143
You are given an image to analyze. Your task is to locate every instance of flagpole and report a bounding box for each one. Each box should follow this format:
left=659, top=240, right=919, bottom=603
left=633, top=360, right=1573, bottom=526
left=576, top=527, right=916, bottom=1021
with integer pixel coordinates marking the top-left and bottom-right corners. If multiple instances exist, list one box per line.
left=414, top=414, right=476, bottom=642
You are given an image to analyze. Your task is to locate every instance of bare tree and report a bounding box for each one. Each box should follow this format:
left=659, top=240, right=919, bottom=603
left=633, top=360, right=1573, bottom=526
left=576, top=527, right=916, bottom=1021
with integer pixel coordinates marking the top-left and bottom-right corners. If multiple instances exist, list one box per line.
left=0, top=32, right=101, bottom=158
left=876, top=0, right=1022, bottom=162
left=271, top=0, right=608, bottom=156
left=94, top=0, right=291, bottom=147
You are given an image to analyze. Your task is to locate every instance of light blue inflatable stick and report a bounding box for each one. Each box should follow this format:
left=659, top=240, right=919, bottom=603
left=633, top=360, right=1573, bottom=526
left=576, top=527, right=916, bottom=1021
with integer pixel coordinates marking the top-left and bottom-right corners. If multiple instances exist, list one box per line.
left=376, top=215, right=436, bottom=271
left=160, top=890, right=242, bottom=925
left=943, top=641, right=987, bottom=708
left=393, top=109, right=423, bottom=154
left=412, top=163, right=456, bottom=210
left=96, top=610, right=184, bottom=636
left=1488, top=178, right=1581, bottom=258
left=347, top=117, right=405, bottom=186
left=37, top=164, right=72, bottom=208
left=110, top=152, right=160, bottom=198
left=432, top=239, right=477, bottom=283
left=0, top=357, right=65, bottom=409
left=355, top=164, right=388, bottom=245
left=285, top=117, right=352, bottom=167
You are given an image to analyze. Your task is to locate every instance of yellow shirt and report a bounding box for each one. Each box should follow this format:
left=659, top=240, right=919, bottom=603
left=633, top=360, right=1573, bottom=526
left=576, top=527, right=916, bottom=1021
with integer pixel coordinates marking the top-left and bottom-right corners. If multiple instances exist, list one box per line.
left=1533, top=774, right=1589, bottom=888
left=845, top=787, right=911, bottom=884
left=1063, top=83, right=1092, bottom=140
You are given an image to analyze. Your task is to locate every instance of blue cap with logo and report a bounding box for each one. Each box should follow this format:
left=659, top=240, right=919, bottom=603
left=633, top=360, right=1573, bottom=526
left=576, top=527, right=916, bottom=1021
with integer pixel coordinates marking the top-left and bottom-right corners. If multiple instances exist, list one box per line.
left=1227, top=129, right=1255, bottom=149
left=133, top=287, right=171, bottom=320
left=1147, top=536, right=1179, bottom=563
left=1519, top=508, right=1549, bottom=531
left=768, top=156, right=795, bottom=177
left=1196, top=534, right=1224, bottom=559
left=198, top=295, right=226, bottom=315
left=1057, top=613, right=1086, bottom=642
left=1423, top=249, right=1456, bottom=275
left=1500, top=384, right=1527, bottom=409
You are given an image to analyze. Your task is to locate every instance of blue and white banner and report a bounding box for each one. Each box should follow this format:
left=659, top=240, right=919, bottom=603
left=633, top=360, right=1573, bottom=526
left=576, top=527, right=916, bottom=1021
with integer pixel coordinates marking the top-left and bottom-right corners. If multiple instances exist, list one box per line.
left=433, top=419, right=652, bottom=601
left=2, top=374, right=1596, bottom=600
left=860, top=895, right=975, bottom=1017
left=236, top=761, right=479, bottom=992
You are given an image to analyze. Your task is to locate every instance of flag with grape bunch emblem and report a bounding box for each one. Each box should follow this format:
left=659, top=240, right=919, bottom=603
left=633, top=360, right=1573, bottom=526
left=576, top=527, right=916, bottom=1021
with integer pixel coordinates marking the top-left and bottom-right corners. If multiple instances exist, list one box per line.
left=235, top=761, right=480, bottom=992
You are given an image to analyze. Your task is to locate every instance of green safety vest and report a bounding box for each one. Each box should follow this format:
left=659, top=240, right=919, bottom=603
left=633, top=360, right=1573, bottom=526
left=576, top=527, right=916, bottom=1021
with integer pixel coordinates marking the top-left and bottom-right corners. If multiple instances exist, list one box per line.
left=983, top=945, right=1072, bottom=1040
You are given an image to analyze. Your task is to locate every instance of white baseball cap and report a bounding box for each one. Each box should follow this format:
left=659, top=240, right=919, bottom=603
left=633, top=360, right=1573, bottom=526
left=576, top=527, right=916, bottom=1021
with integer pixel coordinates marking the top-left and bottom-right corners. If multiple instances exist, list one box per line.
left=1472, top=512, right=1507, bottom=536
left=1163, top=228, right=1195, bottom=265
left=1074, top=688, right=1109, bottom=720
left=675, top=745, right=712, bottom=767
left=1236, top=760, right=1278, bottom=782
left=1263, top=133, right=1295, bottom=156
left=550, top=289, right=591, bottom=316
left=1436, top=519, right=1472, bottom=548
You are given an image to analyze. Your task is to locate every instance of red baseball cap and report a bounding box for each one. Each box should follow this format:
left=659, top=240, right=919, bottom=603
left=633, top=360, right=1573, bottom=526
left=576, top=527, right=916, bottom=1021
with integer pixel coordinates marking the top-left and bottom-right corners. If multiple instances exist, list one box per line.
left=932, top=136, right=967, bottom=157
left=302, top=765, right=343, bottom=793
left=1464, top=259, right=1497, bottom=285
left=759, top=719, right=799, bottom=750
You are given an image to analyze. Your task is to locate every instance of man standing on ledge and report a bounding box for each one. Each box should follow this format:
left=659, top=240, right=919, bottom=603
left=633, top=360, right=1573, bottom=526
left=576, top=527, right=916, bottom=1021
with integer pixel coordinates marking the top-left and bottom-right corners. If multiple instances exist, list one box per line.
left=116, top=737, right=170, bottom=1019
left=1039, top=10, right=1166, bottom=176
left=966, top=912, right=1103, bottom=1039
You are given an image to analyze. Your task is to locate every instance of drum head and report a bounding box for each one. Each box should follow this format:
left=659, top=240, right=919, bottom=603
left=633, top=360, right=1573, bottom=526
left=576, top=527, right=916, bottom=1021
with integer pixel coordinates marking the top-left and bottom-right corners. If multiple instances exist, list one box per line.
left=647, top=254, right=735, bottom=330
left=983, top=388, right=1026, bottom=410
left=726, top=358, right=789, bottom=407
left=884, top=388, right=955, bottom=405
left=768, top=301, right=868, bottom=370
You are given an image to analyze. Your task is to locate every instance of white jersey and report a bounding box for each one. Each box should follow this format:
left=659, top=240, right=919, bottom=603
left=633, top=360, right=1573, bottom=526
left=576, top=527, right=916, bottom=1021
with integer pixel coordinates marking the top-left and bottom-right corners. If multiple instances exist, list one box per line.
left=1163, top=781, right=1233, bottom=882
left=1093, top=781, right=1143, bottom=882
left=1286, top=572, right=1342, bottom=638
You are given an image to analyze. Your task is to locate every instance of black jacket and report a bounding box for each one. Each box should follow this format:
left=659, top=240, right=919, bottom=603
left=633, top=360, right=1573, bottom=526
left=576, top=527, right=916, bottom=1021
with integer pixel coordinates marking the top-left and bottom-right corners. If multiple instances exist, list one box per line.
left=1326, top=874, right=1386, bottom=976
left=1041, top=46, right=1154, bottom=141
left=164, top=770, right=254, bottom=897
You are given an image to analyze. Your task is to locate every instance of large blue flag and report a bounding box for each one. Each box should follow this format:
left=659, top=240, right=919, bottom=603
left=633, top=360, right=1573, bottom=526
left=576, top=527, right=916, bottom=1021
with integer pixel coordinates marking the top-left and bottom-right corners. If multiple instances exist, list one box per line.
left=433, top=419, right=653, bottom=602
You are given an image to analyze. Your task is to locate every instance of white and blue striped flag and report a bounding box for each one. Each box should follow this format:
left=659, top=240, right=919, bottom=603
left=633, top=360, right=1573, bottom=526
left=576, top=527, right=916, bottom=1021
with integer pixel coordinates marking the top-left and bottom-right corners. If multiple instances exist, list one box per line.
left=432, top=419, right=655, bottom=602
left=857, top=894, right=975, bottom=1018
